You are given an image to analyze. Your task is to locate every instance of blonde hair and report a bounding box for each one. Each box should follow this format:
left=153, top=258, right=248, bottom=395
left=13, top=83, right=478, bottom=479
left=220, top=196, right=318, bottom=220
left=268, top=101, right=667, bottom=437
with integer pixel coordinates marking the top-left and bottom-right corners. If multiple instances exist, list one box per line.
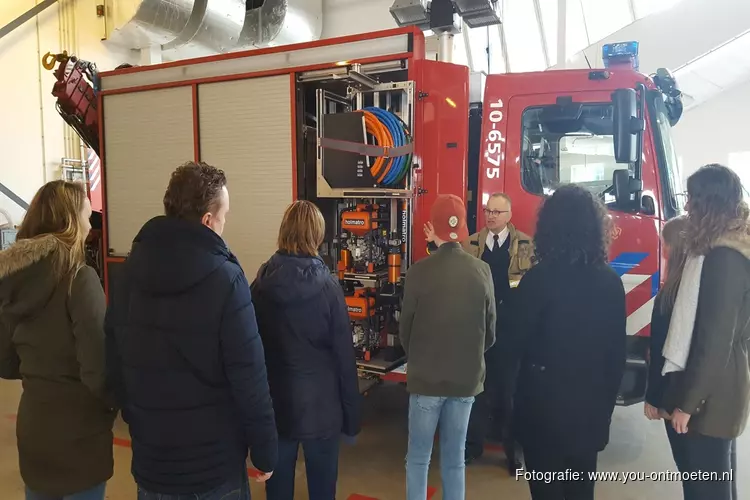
left=17, top=180, right=89, bottom=280
left=658, top=215, right=689, bottom=313
left=277, top=200, right=325, bottom=256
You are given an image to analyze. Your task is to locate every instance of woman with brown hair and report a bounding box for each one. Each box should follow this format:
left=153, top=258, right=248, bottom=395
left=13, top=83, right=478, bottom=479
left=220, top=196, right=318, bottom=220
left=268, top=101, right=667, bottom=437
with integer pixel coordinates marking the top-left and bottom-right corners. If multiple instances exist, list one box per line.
left=658, top=164, right=749, bottom=500
left=512, top=184, right=626, bottom=500
left=251, top=200, right=361, bottom=500
left=0, top=181, right=115, bottom=500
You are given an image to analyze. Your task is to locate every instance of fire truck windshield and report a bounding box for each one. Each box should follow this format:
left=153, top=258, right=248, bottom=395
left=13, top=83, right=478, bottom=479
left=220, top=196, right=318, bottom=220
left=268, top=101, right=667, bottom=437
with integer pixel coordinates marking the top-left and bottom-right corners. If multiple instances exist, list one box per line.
left=521, top=103, right=619, bottom=203
left=649, top=90, right=685, bottom=218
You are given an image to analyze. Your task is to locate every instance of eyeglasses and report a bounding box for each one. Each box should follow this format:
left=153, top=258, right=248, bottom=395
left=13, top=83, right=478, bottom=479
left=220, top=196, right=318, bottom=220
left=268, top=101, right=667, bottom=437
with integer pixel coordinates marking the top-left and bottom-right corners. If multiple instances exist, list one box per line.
left=483, top=209, right=509, bottom=217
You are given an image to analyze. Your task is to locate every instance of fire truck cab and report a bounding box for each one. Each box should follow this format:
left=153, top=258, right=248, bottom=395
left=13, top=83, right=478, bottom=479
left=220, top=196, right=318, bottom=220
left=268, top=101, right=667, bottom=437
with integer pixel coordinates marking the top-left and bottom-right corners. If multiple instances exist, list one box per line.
left=470, top=43, right=685, bottom=405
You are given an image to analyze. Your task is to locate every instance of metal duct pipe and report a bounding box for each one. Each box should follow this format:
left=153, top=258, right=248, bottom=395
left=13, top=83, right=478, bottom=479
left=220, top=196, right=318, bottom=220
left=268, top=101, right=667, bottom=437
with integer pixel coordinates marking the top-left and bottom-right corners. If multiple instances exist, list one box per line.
left=104, top=0, right=322, bottom=60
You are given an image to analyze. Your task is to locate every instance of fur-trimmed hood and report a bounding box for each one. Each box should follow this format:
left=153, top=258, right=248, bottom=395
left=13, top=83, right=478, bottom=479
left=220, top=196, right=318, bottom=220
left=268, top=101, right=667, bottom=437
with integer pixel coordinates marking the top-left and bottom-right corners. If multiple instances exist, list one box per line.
left=0, top=235, right=63, bottom=320
left=714, top=229, right=750, bottom=260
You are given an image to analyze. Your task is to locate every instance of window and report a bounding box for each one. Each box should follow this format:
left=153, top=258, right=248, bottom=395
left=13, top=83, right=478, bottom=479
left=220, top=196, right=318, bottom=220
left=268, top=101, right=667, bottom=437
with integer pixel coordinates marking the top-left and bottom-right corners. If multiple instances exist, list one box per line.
left=565, top=0, right=590, bottom=60
left=579, top=0, right=632, bottom=43
left=467, top=26, right=489, bottom=74
left=649, top=91, right=685, bottom=217
left=728, top=152, right=750, bottom=198
left=504, top=0, right=546, bottom=72
left=488, top=25, right=507, bottom=73
left=539, top=0, right=558, bottom=65
left=521, top=104, right=619, bottom=202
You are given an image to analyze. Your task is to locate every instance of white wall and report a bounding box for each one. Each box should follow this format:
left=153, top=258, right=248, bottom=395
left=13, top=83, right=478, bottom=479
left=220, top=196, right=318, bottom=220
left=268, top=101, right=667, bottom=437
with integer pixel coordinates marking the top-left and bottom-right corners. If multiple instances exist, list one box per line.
left=672, top=79, right=750, bottom=191
left=0, top=0, right=136, bottom=225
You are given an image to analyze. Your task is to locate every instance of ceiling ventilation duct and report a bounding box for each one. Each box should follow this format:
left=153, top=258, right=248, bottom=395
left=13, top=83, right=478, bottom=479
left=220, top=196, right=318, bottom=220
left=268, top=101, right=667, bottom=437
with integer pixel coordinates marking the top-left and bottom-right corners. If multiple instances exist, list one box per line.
left=104, top=0, right=323, bottom=60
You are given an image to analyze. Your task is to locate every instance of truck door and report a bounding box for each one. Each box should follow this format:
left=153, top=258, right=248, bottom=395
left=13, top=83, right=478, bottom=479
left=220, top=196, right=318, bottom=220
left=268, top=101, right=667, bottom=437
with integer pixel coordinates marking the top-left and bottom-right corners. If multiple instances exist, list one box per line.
left=497, top=91, right=660, bottom=404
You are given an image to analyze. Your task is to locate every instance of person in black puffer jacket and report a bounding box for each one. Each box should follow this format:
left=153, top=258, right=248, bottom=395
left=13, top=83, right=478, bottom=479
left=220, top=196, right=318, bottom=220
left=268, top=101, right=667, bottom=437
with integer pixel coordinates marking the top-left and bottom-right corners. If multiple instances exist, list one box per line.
left=106, top=162, right=278, bottom=499
left=251, top=200, right=361, bottom=500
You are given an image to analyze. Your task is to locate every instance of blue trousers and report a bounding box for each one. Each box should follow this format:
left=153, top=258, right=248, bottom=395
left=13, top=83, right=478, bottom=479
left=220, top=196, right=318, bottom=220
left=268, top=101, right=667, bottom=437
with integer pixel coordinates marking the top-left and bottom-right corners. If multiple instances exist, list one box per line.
left=265, top=437, right=340, bottom=500
left=25, top=483, right=106, bottom=500
left=137, top=473, right=250, bottom=500
left=406, top=394, right=475, bottom=500
left=666, top=421, right=737, bottom=500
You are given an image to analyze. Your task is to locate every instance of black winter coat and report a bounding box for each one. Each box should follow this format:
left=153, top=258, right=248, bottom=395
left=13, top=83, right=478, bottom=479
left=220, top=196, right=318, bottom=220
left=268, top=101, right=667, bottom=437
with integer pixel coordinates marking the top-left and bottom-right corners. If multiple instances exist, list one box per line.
left=512, top=260, right=627, bottom=455
left=105, top=216, right=277, bottom=494
left=251, top=252, right=361, bottom=440
left=645, top=295, right=674, bottom=409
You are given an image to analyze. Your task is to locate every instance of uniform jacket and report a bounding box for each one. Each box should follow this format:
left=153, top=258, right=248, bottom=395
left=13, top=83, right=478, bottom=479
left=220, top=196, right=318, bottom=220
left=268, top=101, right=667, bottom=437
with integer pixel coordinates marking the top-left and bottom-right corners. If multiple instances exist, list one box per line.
left=106, top=216, right=277, bottom=494
left=400, top=242, right=496, bottom=397
left=251, top=251, right=361, bottom=440
left=662, top=231, right=750, bottom=439
left=512, top=259, right=627, bottom=455
left=461, top=223, right=535, bottom=281
left=0, top=235, right=115, bottom=497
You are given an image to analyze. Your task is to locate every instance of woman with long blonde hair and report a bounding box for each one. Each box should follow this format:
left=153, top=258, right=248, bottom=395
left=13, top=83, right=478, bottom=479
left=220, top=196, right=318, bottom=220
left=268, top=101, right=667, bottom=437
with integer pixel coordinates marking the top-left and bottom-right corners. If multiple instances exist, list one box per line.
left=645, top=215, right=688, bottom=421
left=0, top=181, right=115, bottom=500
left=659, top=164, right=749, bottom=500
left=251, top=200, right=361, bottom=500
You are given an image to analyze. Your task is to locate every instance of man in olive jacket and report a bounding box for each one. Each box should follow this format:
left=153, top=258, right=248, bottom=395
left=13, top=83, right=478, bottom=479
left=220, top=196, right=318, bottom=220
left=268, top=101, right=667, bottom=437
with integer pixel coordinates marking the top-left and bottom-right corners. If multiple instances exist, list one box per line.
left=428, top=193, right=535, bottom=468
left=401, top=194, right=496, bottom=500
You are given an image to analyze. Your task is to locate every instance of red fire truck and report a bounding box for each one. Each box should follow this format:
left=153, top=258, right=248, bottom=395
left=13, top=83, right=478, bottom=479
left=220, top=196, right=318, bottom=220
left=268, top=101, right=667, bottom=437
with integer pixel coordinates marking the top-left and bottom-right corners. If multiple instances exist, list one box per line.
left=48, top=27, right=683, bottom=405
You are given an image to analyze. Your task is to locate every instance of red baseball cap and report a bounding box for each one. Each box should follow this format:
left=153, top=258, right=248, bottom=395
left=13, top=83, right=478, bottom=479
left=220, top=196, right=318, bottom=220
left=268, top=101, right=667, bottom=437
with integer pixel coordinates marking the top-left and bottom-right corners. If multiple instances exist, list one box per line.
left=431, top=194, right=469, bottom=243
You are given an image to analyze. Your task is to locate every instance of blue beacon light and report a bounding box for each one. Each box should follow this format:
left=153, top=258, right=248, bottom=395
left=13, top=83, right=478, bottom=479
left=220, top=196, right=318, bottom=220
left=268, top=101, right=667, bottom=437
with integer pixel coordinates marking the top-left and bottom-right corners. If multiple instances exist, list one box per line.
left=602, top=41, right=640, bottom=71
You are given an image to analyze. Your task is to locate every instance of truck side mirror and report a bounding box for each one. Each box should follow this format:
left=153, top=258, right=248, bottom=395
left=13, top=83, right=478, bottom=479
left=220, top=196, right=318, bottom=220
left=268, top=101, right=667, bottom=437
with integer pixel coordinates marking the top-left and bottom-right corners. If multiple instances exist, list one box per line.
left=612, top=89, right=644, bottom=164
left=613, top=169, right=643, bottom=210
left=613, top=169, right=631, bottom=207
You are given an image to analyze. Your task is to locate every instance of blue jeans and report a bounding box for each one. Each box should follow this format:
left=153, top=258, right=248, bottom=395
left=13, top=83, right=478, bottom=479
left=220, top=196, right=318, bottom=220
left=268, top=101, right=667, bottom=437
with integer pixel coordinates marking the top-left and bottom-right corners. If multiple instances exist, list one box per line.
left=137, top=474, right=250, bottom=500
left=25, top=483, right=106, bottom=500
left=266, top=437, right=340, bottom=500
left=406, top=394, right=475, bottom=500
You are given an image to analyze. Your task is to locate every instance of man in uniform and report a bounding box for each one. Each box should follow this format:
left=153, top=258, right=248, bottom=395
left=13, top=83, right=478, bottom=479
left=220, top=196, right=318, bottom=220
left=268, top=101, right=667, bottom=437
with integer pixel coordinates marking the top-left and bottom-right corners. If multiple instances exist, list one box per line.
left=426, top=192, right=535, bottom=473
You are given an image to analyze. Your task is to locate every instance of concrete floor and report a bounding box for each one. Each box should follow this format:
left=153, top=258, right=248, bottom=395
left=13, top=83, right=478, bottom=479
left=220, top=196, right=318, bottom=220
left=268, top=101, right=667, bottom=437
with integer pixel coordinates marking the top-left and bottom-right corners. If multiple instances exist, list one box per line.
left=0, top=380, right=746, bottom=499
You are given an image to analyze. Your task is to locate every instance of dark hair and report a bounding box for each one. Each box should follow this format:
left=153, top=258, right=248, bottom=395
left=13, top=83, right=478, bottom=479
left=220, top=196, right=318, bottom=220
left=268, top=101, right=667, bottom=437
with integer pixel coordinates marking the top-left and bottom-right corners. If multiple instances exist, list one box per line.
left=686, top=163, right=749, bottom=255
left=163, top=161, right=227, bottom=221
left=534, top=184, right=611, bottom=266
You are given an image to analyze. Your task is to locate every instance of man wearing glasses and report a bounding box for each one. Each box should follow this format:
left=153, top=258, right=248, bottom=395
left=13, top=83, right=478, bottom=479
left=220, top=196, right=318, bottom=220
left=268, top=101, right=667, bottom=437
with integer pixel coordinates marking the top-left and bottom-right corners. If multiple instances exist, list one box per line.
left=425, top=192, right=535, bottom=473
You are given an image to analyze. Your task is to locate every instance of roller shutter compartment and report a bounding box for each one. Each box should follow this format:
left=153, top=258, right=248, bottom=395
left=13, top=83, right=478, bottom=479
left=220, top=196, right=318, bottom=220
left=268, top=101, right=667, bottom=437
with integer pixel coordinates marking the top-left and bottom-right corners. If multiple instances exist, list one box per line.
left=198, top=75, right=293, bottom=278
left=103, top=87, right=194, bottom=256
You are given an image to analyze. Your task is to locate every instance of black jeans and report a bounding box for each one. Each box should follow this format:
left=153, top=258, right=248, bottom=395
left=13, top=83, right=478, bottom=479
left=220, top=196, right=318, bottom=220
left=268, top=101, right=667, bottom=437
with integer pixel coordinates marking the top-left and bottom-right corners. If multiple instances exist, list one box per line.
left=465, top=343, right=517, bottom=462
left=265, top=437, right=340, bottom=500
left=665, top=421, right=737, bottom=500
left=523, top=446, right=598, bottom=500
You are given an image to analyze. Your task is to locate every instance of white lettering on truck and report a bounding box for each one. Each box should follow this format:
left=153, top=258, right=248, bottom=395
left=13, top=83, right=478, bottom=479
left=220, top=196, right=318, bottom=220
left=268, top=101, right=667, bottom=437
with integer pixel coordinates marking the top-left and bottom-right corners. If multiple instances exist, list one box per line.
left=484, top=98, right=505, bottom=180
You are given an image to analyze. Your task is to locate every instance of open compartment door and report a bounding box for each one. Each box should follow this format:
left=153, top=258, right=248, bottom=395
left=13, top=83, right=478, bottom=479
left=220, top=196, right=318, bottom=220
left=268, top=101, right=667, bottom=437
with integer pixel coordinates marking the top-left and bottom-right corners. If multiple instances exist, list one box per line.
left=412, top=59, right=470, bottom=263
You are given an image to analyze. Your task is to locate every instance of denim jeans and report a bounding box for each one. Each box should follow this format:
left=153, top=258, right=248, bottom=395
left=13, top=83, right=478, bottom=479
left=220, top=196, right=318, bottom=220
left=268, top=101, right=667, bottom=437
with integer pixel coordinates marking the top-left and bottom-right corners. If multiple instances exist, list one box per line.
left=25, top=483, right=106, bottom=500
left=137, top=473, right=250, bottom=500
left=666, top=421, right=737, bottom=500
left=406, top=394, right=475, bottom=500
left=266, top=437, right=340, bottom=500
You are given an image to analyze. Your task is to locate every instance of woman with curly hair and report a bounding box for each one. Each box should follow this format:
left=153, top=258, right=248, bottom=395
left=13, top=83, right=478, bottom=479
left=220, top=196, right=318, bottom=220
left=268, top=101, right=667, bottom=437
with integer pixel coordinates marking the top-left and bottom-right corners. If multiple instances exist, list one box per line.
left=659, top=164, right=749, bottom=500
left=511, top=184, right=626, bottom=500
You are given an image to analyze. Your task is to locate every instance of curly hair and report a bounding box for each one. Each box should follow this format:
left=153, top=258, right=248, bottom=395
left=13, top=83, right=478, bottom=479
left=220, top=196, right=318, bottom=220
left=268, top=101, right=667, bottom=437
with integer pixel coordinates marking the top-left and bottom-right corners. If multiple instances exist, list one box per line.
left=685, top=164, right=749, bottom=255
left=534, top=184, right=611, bottom=266
left=163, top=161, right=227, bottom=222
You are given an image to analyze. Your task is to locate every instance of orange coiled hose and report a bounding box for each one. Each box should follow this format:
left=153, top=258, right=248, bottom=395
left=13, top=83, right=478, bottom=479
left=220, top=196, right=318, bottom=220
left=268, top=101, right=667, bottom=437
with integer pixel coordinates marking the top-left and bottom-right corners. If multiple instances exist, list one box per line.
left=363, top=110, right=394, bottom=182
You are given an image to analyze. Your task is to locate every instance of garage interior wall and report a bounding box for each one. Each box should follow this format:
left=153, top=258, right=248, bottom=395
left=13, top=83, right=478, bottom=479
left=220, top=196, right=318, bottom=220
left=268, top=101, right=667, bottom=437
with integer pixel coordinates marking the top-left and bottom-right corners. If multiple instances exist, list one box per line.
left=672, top=81, right=750, bottom=192
left=0, top=0, right=136, bottom=227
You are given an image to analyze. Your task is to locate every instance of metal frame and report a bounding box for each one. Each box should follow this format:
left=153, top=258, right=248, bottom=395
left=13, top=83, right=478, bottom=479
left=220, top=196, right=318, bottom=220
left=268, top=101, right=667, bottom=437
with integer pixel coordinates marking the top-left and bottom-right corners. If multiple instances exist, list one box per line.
left=315, top=80, right=415, bottom=199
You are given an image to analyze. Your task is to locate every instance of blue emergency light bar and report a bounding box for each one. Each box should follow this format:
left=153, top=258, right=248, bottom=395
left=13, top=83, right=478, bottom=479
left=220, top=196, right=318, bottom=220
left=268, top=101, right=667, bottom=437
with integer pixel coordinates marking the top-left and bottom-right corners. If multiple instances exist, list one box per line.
left=602, top=41, right=639, bottom=71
